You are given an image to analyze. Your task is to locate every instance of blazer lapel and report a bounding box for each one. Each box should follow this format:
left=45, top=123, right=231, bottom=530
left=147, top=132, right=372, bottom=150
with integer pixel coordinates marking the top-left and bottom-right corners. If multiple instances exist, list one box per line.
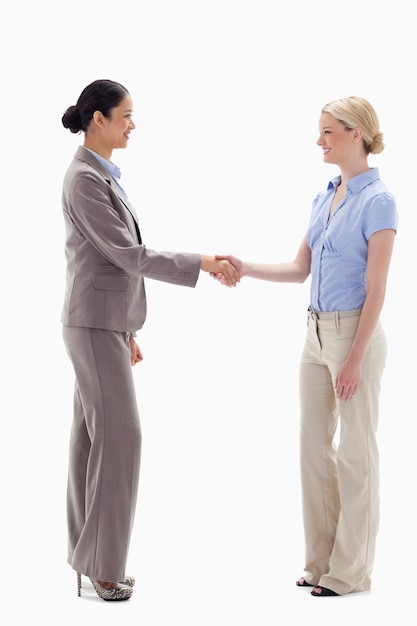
left=108, top=178, right=142, bottom=244
left=73, top=147, right=143, bottom=244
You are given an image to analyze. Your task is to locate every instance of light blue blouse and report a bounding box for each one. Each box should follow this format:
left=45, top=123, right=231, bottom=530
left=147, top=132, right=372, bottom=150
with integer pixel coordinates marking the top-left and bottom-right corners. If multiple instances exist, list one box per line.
left=84, top=147, right=127, bottom=196
left=307, top=168, right=398, bottom=312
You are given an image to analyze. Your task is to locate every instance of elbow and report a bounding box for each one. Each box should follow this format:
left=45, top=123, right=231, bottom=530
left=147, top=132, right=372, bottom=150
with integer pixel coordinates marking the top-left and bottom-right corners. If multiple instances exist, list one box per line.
left=297, top=270, right=310, bottom=284
left=292, top=259, right=311, bottom=284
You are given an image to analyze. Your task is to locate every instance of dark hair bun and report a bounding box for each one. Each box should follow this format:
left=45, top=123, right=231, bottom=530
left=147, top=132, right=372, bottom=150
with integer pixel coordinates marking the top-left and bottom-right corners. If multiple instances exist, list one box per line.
left=62, top=105, right=83, bottom=134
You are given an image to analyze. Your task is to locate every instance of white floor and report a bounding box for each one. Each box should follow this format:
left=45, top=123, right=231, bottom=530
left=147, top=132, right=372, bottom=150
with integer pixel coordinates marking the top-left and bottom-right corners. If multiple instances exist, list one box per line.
left=8, top=535, right=413, bottom=626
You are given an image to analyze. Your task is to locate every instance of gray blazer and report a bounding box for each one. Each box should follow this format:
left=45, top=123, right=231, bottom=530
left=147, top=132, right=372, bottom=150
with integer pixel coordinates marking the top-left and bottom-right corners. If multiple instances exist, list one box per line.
left=61, top=146, right=201, bottom=332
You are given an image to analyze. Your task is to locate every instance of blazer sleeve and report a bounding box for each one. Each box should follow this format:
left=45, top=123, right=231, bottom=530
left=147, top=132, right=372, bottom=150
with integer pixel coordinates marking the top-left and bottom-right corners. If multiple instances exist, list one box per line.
left=64, top=166, right=201, bottom=286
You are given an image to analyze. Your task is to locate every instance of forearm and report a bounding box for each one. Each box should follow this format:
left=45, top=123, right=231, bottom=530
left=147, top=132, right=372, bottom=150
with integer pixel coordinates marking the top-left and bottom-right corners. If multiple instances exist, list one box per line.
left=242, top=261, right=309, bottom=283
left=240, top=236, right=311, bottom=283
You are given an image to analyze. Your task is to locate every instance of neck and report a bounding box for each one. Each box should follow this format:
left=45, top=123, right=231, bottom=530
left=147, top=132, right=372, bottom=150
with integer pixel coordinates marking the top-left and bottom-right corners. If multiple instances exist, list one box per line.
left=84, top=139, right=112, bottom=161
left=338, top=158, right=370, bottom=182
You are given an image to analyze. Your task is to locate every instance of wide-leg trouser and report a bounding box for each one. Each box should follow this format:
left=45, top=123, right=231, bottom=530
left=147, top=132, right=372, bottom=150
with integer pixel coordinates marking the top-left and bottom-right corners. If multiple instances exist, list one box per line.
left=62, top=326, right=142, bottom=582
left=299, top=310, right=387, bottom=595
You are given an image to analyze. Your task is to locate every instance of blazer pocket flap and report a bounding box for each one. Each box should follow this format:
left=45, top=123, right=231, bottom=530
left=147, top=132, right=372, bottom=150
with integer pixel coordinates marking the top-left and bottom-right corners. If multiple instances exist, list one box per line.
left=93, top=273, right=129, bottom=291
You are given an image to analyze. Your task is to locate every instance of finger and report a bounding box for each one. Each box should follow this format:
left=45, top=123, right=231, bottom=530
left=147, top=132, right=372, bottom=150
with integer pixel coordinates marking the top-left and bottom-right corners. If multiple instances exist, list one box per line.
left=339, top=387, right=355, bottom=401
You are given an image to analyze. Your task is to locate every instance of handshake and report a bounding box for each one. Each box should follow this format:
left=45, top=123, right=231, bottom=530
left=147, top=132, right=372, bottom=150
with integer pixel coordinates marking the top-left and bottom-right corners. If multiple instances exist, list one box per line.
left=201, top=254, right=243, bottom=287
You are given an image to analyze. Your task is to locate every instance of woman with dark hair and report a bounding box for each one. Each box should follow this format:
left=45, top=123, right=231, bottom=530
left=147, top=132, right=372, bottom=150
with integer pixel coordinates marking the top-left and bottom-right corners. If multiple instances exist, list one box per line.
left=61, top=79, right=238, bottom=601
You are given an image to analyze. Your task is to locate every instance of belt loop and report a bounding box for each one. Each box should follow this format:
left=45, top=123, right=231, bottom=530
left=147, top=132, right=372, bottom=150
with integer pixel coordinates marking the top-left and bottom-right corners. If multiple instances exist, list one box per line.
left=334, top=311, right=341, bottom=334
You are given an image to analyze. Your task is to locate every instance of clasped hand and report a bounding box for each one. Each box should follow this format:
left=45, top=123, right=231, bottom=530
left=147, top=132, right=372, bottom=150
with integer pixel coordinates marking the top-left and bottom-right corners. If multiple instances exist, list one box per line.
left=201, top=254, right=241, bottom=287
left=210, top=254, right=243, bottom=286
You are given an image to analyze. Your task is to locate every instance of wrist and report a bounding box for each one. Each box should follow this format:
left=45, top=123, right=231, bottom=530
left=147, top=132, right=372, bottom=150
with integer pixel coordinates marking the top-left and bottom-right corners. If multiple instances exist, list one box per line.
left=200, top=254, right=214, bottom=273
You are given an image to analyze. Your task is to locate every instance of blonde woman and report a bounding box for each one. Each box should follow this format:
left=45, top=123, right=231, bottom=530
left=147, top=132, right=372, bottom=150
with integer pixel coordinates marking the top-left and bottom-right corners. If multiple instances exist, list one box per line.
left=214, top=96, right=398, bottom=596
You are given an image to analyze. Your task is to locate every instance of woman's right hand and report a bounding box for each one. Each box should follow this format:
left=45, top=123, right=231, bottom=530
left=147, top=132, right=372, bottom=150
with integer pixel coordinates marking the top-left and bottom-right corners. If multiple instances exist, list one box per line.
left=210, top=254, right=244, bottom=285
left=200, top=255, right=240, bottom=287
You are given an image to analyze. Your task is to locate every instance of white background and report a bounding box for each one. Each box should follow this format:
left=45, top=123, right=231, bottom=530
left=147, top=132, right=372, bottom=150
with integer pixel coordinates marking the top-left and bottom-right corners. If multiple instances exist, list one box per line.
left=1, top=1, right=413, bottom=624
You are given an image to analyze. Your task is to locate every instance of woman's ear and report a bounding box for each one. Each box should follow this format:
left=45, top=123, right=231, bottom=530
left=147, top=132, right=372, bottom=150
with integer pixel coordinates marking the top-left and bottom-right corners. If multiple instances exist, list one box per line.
left=92, top=110, right=105, bottom=127
left=353, top=127, right=363, bottom=143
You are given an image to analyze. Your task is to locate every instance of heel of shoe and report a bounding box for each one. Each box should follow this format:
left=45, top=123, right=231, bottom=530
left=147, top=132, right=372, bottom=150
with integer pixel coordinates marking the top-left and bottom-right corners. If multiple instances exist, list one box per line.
left=77, top=572, right=81, bottom=597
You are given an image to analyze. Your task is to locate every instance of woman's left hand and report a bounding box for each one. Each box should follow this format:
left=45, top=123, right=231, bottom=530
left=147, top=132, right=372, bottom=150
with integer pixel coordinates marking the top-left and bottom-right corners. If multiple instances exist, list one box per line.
left=130, top=338, right=144, bottom=366
left=335, top=360, right=361, bottom=401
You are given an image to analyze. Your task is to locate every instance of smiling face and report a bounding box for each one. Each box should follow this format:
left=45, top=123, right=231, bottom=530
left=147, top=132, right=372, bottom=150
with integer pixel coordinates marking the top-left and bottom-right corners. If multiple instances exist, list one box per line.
left=102, top=94, right=135, bottom=150
left=316, top=112, right=357, bottom=166
left=85, top=94, right=136, bottom=159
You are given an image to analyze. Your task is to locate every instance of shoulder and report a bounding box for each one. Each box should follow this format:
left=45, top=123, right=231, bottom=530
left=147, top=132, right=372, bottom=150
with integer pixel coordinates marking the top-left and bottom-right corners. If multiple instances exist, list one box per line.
left=365, top=185, right=396, bottom=211
left=64, top=148, right=110, bottom=192
left=63, top=157, right=113, bottom=215
left=69, top=146, right=107, bottom=177
left=357, top=170, right=396, bottom=211
left=362, top=186, right=399, bottom=236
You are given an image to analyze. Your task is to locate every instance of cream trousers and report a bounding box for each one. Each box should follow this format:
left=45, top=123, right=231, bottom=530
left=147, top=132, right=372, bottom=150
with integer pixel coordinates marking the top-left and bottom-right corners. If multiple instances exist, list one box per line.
left=299, top=309, right=387, bottom=594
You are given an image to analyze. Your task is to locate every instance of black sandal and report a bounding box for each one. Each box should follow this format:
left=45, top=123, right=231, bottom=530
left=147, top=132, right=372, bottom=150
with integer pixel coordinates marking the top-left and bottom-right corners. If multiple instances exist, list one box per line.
left=296, top=577, right=314, bottom=587
left=311, top=586, right=339, bottom=596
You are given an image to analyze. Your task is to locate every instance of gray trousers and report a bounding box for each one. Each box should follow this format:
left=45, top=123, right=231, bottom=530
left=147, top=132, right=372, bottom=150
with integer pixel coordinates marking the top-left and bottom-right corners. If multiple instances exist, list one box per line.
left=62, top=326, right=142, bottom=582
left=299, top=310, right=387, bottom=594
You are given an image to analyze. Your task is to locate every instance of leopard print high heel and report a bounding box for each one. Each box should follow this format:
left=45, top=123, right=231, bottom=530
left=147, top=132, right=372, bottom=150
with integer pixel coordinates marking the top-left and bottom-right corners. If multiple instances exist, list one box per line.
left=77, top=572, right=134, bottom=600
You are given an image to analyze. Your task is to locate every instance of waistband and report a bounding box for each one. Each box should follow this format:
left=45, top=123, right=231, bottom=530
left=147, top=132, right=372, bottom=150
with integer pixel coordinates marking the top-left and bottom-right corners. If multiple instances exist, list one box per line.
left=307, top=306, right=362, bottom=320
